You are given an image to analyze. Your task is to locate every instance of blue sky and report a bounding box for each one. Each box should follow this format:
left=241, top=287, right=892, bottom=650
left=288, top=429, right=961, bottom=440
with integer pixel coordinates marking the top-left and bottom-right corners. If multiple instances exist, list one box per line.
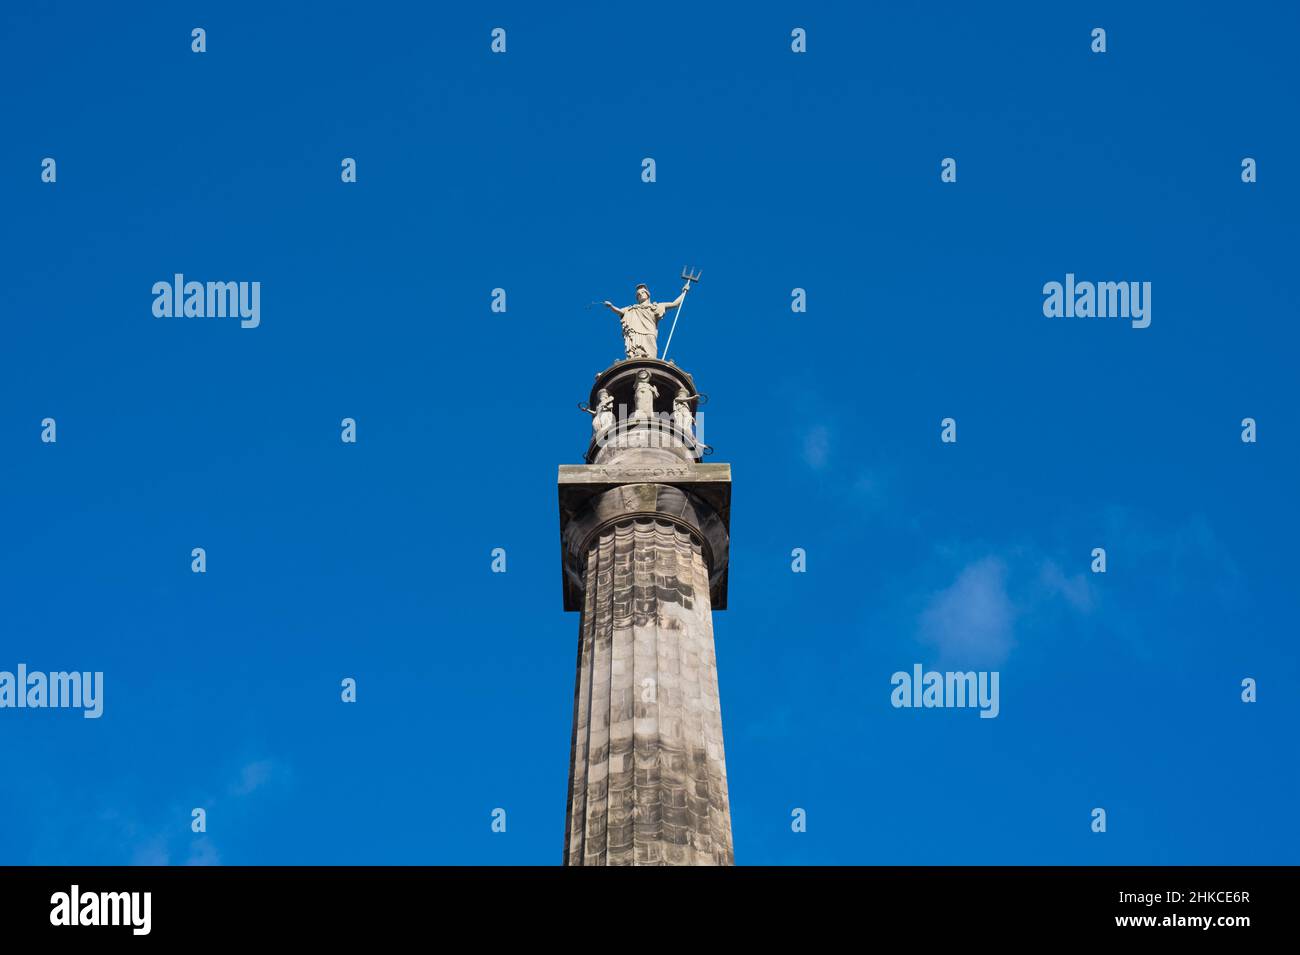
left=1, top=1, right=1297, bottom=865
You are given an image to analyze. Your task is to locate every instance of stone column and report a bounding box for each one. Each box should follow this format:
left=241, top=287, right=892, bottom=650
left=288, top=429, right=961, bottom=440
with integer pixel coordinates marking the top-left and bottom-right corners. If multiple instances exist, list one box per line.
left=558, top=359, right=734, bottom=866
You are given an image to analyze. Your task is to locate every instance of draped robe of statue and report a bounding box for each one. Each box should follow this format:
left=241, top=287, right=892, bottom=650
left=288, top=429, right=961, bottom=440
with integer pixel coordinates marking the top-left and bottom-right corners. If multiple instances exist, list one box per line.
left=620, top=301, right=669, bottom=359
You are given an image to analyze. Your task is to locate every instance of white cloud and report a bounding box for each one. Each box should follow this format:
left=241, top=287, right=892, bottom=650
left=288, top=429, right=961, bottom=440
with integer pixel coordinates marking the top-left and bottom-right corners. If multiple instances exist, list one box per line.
left=230, top=759, right=276, bottom=797
left=1037, top=559, right=1094, bottom=612
left=918, top=556, right=1016, bottom=665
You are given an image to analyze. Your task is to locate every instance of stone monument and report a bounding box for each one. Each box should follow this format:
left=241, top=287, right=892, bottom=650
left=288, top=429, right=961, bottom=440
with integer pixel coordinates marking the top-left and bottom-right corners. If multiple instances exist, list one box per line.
left=559, top=277, right=733, bottom=866
left=600, top=280, right=689, bottom=361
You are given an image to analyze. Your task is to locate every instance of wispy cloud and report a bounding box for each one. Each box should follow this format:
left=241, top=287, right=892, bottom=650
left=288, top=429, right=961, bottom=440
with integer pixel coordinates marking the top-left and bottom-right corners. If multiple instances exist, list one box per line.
left=918, top=556, right=1017, bottom=666
left=230, top=759, right=277, bottom=797
left=1037, top=559, right=1094, bottom=613
left=1101, top=508, right=1244, bottom=604
left=109, top=756, right=286, bottom=865
left=802, top=425, right=831, bottom=470
left=914, top=548, right=1102, bottom=667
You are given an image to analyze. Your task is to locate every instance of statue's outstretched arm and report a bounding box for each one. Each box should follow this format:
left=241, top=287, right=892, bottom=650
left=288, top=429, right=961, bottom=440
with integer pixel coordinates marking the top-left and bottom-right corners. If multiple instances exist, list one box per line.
left=603, top=300, right=625, bottom=317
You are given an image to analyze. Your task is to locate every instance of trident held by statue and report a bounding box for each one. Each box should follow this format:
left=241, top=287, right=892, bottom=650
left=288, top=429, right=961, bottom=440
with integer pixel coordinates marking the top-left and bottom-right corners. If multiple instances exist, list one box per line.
left=661, top=266, right=701, bottom=361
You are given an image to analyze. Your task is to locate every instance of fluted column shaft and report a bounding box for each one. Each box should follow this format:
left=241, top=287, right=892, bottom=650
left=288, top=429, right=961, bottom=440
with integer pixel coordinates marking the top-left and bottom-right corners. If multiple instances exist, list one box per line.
left=563, top=518, right=733, bottom=866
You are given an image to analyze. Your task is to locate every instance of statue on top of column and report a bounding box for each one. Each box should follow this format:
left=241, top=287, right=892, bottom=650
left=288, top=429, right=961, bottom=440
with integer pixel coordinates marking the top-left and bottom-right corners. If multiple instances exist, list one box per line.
left=601, top=281, right=689, bottom=360
left=600, top=267, right=702, bottom=361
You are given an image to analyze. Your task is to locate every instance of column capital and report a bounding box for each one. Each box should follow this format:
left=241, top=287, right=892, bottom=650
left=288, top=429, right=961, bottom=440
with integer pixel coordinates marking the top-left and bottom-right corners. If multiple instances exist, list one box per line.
left=557, top=465, right=731, bottom=612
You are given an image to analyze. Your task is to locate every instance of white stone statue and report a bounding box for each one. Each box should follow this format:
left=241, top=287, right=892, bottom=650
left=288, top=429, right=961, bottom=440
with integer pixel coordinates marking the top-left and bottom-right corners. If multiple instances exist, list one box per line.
left=584, top=388, right=615, bottom=435
left=631, top=369, right=658, bottom=420
left=602, top=281, right=689, bottom=360
left=672, top=387, right=700, bottom=440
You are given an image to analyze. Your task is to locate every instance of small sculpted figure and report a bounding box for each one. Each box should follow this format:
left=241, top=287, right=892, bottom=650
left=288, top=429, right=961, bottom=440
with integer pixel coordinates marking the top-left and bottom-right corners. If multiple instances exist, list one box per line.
left=585, top=388, right=616, bottom=435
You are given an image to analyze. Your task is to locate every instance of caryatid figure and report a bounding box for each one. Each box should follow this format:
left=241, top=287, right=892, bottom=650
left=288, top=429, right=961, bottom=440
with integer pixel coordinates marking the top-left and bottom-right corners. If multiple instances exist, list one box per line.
left=602, top=280, right=689, bottom=360
left=584, top=388, right=616, bottom=436
left=672, top=387, right=700, bottom=441
left=631, top=369, right=659, bottom=421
